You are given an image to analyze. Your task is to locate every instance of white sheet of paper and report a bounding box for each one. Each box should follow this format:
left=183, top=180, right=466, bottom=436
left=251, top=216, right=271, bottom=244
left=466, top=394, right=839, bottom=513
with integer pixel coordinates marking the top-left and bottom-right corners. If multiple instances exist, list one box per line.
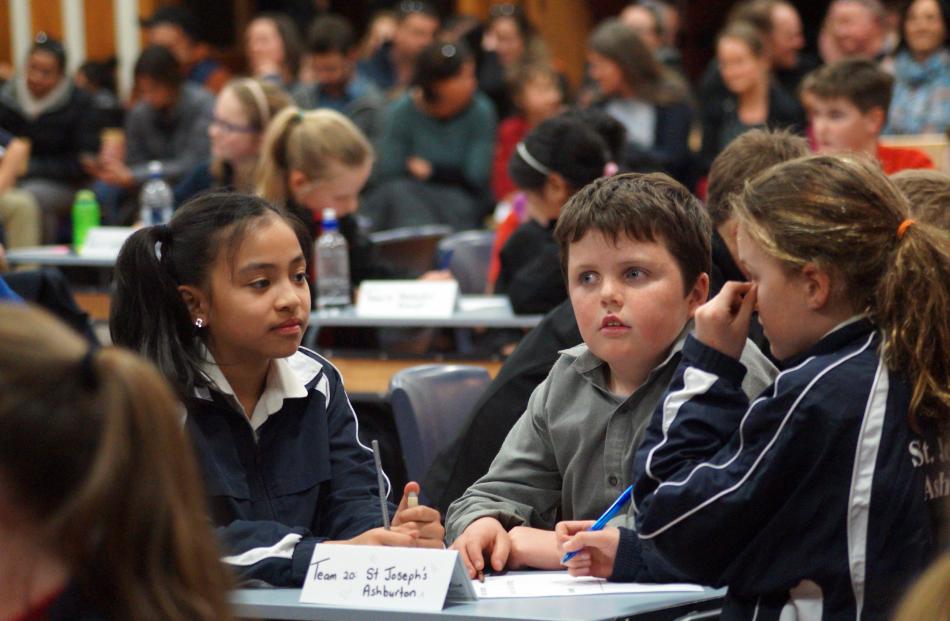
left=473, top=571, right=704, bottom=599
left=300, top=544, right=474, bottom=612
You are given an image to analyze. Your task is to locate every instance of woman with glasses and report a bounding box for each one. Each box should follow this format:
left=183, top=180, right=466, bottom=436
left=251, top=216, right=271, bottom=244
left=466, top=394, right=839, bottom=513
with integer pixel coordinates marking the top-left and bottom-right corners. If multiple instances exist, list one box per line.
left=174, top=78, right=290, bottom=205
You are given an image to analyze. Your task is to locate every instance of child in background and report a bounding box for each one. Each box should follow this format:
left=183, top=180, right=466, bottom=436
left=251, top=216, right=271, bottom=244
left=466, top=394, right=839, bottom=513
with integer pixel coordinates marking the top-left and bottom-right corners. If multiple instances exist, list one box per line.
left=446, top=173, right=776, bottom=578
left=491, top=64, right=565, bottom=203
left=891, top=168, right=950, bottom=229
left=0, top=305, right=234, bottom=620
left=493, top=114, right=609, bottom=314
left=175, top=78, right=291, bottom=205
left=109, top=193, right=444, bottom=587
left=802, top=58, right=934, bottom=173
left=257, top=106, right=396, bottom=286
left=559, top=155, right=950, bottom=619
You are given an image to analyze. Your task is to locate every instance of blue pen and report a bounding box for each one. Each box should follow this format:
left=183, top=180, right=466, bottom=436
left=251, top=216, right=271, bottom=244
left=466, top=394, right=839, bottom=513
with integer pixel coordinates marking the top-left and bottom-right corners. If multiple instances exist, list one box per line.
left=560, top=485, right=633, bottom=564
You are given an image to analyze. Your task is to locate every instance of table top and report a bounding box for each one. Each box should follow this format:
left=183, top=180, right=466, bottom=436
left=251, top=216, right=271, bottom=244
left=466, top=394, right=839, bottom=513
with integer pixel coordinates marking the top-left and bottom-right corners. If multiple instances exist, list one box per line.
left=312, top=296, right=543, bottom=330
left=332, top=356, right=503, bottom=399
left=6, top=245, right=117, bottom=268
left=230, top=586, right=725, bottom=621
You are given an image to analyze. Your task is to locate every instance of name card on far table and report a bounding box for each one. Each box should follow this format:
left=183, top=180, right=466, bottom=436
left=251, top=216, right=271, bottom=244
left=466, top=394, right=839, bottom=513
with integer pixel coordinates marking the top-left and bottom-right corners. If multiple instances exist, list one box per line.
left=77, top=226, right=133, bottom=259
left=356, top=280, right=459, bottom=319
left=300, top=544, right=476, bottom=612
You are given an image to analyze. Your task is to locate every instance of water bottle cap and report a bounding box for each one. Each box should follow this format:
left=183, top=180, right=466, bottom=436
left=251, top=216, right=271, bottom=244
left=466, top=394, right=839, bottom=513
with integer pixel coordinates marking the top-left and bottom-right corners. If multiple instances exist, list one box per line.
left=322, top=208, right=337, bottom=224
left=147, top=160, right=163, bottom=178
left=75, top=189, right=96, bottom=203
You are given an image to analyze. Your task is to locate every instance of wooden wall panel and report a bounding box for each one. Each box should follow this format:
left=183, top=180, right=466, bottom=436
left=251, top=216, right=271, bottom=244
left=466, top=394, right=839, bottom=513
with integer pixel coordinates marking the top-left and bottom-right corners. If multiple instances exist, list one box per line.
left=31, top=1, right=63, bottom=42
left=84, top=0, right=116, bottom=60
left=0, top=1, right=10, bottom=66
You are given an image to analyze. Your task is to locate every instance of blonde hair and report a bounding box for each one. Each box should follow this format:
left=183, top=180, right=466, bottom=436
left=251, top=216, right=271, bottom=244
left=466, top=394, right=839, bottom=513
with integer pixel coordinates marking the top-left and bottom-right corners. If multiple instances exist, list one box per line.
left=0, top=305, right=235, bottom=621
left=256, top=106, right=374, bottom=204
left=211, top=78, right=291, bottom=183
left=890, top=168, right=950, bottom=231
left=734, top=154, right=950, bottom=423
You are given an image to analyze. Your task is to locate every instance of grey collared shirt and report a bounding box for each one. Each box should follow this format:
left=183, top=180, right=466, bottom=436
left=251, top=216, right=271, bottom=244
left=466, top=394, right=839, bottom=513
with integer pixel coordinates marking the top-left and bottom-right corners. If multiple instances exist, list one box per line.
left=445, top=327, right=776, bottom=542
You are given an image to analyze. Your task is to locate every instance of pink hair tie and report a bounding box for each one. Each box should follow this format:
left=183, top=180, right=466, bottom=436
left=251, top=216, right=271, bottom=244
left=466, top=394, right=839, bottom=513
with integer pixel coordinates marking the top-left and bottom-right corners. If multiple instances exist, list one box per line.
left=604, top=162, right=619, bottom=177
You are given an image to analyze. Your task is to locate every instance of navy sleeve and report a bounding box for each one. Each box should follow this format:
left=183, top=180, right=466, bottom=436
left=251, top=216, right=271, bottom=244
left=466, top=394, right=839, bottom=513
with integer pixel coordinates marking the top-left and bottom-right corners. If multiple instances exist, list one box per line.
left=217, top=520, right=321, bottom=586
left=313, top=362, right=397, bottom=541
left=631, top=335, right=811, bottom=583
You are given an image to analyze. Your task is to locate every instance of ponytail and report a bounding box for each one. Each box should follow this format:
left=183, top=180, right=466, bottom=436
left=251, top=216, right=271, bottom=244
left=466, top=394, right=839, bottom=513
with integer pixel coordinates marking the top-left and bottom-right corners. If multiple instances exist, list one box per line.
left=875, top=221, right=950, bottom=421
left=0, top=305, right=235, bottom=621
left=257, top=106, right=305, bottom=204
left=256, top=106, right=373, bottom=206
left=110, top=223, right=204, bottom=397
left=735, top=155, right=950, bottom=425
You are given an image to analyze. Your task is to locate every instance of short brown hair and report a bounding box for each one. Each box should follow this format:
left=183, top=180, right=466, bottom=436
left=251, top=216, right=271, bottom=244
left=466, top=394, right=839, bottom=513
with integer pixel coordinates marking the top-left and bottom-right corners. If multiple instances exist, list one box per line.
left=555, top=172, right=711, bottom=294
left=890, top=169, right=950, bottom=230
left=802, top=58, right=893, bottom=115
left=707, top=128, right=809, bottom=226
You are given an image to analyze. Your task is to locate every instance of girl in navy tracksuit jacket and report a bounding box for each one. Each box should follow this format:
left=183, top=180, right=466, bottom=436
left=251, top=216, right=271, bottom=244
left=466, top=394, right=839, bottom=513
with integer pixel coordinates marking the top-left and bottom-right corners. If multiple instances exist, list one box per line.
left=557, top=155, right=950, bottom=620
left=110, top=192, right=444, bottom=587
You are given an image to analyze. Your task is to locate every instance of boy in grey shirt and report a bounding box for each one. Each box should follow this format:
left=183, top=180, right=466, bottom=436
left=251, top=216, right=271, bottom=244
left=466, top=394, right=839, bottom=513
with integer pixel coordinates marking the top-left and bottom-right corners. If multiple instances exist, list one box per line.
left=446, top=173, right=777, bottom=577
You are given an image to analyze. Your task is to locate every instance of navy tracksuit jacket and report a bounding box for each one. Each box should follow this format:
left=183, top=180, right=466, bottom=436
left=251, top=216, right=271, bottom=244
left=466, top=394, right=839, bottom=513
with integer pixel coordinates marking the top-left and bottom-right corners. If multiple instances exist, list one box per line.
left=186, top=348, right=394, bottom=587
left=613, top=319, right=944, bottom=620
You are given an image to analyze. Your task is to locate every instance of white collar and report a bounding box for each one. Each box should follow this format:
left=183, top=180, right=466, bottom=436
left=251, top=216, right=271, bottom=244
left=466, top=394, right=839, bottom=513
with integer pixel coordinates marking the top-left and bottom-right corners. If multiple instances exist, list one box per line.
left=196, top=346, right=320, bottom=432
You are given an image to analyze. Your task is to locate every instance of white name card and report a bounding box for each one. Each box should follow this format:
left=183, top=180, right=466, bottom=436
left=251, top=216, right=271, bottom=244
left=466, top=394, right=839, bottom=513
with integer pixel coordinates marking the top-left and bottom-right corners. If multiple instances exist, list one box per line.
left=356, top=280, right=459, bottom=319
left=300, top=544, right=476, bottom=612
left=78, top=226, right=134, bottom=259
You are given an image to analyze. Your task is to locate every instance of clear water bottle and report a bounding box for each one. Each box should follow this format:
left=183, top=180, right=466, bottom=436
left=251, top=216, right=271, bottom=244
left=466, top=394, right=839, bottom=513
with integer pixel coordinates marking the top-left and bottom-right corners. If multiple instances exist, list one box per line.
left=139, top=161, right=174, bottom=225
left=315, top=208, right=351, bottom=309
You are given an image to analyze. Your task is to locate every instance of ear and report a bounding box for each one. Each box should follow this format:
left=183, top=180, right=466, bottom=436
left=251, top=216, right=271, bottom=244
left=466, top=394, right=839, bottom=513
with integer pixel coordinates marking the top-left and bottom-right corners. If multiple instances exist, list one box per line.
left=685, top=272, right=711, bottom=318
left=799, top=263, right=832, bottom=311
left=288, top=169, right=308, bottom=194
left=178, top=284, right=210, bottom=326
left=544, top=172, right=570, bottom=205
left=864, top=106, right=885, bottom=136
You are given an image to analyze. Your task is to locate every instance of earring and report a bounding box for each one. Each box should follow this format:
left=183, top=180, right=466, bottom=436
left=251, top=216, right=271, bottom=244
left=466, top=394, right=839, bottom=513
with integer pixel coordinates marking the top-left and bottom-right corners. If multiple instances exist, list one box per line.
left=195, top=317, right=204, bottom=329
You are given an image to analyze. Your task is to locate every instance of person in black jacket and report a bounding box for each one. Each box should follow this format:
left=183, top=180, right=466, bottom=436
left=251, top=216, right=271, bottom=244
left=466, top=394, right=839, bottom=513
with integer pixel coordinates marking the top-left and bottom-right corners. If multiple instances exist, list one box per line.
left=494, top=112, right=611, bottom=315
left=0, top=36, right=97, bottom=241
left=109, top=193, right=445, bottom=587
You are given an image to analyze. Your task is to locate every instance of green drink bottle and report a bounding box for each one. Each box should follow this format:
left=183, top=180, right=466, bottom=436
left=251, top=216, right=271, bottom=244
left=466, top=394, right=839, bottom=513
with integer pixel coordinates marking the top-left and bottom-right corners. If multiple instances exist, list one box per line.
left=72, top=189, right=100, bottom=252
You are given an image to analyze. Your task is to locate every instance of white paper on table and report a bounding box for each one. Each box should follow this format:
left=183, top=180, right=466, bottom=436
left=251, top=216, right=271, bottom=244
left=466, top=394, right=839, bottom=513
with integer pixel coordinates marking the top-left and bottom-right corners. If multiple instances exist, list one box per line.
left=456, top=296, right=509, bottom=312
left=473, top=571, right=704, bottom=599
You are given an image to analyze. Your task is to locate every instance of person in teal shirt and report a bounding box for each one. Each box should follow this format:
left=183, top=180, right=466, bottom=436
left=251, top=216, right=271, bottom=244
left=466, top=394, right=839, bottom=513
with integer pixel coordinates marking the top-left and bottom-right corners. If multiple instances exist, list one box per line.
left=364, top=40, right=497, bottom=231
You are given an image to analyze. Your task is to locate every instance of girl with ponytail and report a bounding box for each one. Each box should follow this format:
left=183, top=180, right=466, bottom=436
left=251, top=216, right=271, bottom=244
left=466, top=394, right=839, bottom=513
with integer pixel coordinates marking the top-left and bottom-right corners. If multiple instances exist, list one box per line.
left=110, top=192, right=444, bottom=588
left=558, top=154, right=949, bottom=619
left=0, top=305, right=234, bottom=621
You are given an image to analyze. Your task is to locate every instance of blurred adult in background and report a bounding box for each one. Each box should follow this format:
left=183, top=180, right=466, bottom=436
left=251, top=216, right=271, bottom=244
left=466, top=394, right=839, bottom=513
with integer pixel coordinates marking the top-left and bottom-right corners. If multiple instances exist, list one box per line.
left=884, top=0, right=950, bottom=134
left=619, top=1, right=683, bottom=73
left=698, top=1, right=816, bottom=114
left=358, top=10, right=397, bottom=62
left=365, top=40, right=496, bottom=231
left=175, top=78, right=291, bottom=205
left=699, top=21, right=804, bottom=173
left=89, top=46, right=213, bottom=224
left=293, top=14, right=385, bottom=144
left=0, top=36, right=97, bottom=242
left=360, top=0, right=441, bottom=98
left=586, top=19, right=693, bottom=184
left=245, top=12, right=303, bottom=90
left=819, top=0, right=890, bottom=63
left=74, top=58, right=124, bottom=133
left=141, top=6, right=231, bottom=94
left=479, top=4, right=554, bottom=119
left=0, top=132, right=40, bottom=251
